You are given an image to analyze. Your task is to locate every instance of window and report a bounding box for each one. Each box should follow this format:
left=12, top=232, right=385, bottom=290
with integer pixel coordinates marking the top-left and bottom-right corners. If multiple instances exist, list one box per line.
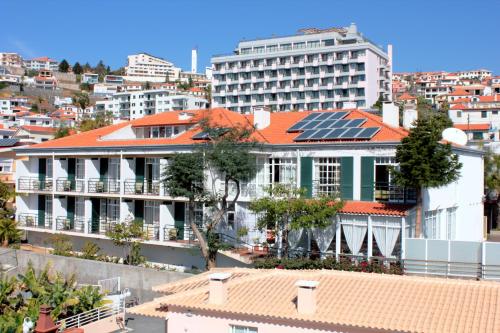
left=424, top=209, right=441, bottom=239
left=226, top=203, right=236, bottom=230
left=102, top=199, right=119, bottom=222
left=231, top=326, right=257, bottom=333
left=269, top=158, right=296, bottom=185
left=0, top=158, right=12, bottom=173
left=457, top=111, right=462, bottom=118
left=446, top=207, right=457, bottom=240
left=144, top=201, right=159, bottom=225
left=481, top=111, right=487, bottom=118
left=76, top=159, right=85, bottom=179
left=472, top=132, right=483, bottom=140
left=314, top=157, right=340, bottom=195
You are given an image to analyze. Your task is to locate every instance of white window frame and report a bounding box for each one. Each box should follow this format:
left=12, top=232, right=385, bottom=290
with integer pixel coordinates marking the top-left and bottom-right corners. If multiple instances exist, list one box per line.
left=424, top=209, right=441, bottom=239
left=144, top=200, right=160, bottom=225
left=446, top=207, right=457, bottom=240
left=314, top=157, right=340, bottom=195
left=230, top=325, right=257, bottom=333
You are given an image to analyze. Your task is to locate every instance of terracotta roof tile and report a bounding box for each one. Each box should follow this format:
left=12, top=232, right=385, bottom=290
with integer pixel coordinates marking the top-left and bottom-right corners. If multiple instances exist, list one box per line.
left=339, top=200, right=412, bottom=216
left=454, top=124, right=490, bottom=131
left=20, top=125, right=57, bottom=133
left=130, top=269, right=500, bottom=333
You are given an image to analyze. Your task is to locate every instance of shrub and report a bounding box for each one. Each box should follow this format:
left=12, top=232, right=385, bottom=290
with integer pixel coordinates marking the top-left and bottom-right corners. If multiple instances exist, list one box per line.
left=48, top=234, right=73, bottom=256
left=80, top=241, right=100, bottom=260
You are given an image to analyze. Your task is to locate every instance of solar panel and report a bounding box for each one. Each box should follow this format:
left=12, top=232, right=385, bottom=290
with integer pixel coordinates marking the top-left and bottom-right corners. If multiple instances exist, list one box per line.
left=192, top=131, right=210, bottom=139
left=327, top=111, right=348, bottom=120
left=356, top=127, right=381, bottom=139
left=287, top=120, right=309, bottom=132
left=315, top=112, right=333, bottom=121
left=340, top=127, right=364, bottom=139
left=344, top=118, right=367, bottom=127
left=309, top=128, right=333, bottom=139
left=315, top=119, right=338, bottom=129
left=325, top=128, right=348, bottom=139
left=301, top=120, right=322, bottom=130
left=294, top=129, right=318, bottom=141
left=302, top=112, right=323, bottom=121
left=330, top=119, right=351, bottom=128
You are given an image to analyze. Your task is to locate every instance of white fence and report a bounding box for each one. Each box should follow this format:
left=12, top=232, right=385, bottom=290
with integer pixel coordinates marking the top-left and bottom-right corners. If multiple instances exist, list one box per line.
left=98, top=277, right=121, bottom=294
left=404, top=238, right=500, bottom=280
left=56, top=301, right=124, bottom=331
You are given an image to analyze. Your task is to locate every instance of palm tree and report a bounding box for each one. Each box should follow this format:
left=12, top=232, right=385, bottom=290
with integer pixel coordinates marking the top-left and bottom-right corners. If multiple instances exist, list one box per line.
left=0, top=217, right=20, bottom=247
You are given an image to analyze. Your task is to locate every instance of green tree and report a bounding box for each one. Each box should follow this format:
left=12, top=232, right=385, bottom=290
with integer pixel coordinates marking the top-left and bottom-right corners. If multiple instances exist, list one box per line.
left=58, top=59, right=69, bottom=73
left=0, top=217, right=21, bottom=247
left=78, top=111, right=113, bottom=132
left=48, top=234, right=73, bottom=256
left=372, top=95, right=384, bottom=111
left=144, top=81, right=151, bottom=90
left=249, top=184, right=343, bottom=257
left=72, top=92, right=90, bottom=111
left=105, top=221, right=145, bottom=265
left=79, top=241, right=101, bottom=260
left=484, top=148, right=500, bottom=229
left=54, top=127, right=71, bottom=139
left=72, top=62, right=83, bottom=75
left=392, top=113, right=462, bottom=236
left=83, top=62, right=92, bottom=73
left=0, top=180, right=14, bottom=210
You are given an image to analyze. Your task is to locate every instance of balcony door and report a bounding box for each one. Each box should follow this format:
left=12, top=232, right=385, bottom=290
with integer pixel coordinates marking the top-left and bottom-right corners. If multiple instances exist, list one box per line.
left=66, top=196, right=75, bottom=229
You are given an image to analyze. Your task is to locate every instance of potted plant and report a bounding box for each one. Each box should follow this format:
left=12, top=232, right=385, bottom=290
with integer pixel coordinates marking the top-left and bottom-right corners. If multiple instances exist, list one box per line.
left=261, top=241, right=269, bottom=253
left=252, top=237, right=260, bottom=252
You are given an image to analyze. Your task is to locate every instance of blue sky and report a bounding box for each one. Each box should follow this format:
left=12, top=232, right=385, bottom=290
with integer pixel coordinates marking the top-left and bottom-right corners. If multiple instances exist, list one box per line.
left=2, top=0, right=499, bottom=74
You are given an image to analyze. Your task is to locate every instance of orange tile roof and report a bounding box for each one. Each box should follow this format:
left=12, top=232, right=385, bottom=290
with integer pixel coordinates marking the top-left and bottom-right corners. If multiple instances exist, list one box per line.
left=20, top=125, right=57, bottom=134
left=450, top=103, right=467, bottom=110
left=449, top=97, right=471, bottom=104
left=25, top=108, right=408, bottom=150
left=340, top=200, right=411, bottom=216
left=454, top=124, right=490, bottom=131
left=397, top=92, right=417, bottom=101
left=130, top=268, right=500, bottom=333
left=449, top=89, right=471, bottom=96
left=478, top=95, right=500, bottom=103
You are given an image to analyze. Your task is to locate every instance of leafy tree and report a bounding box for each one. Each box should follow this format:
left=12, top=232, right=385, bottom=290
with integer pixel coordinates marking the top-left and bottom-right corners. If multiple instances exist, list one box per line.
left=484, top=148, right=500, bottom=228
left=72, top=91, right=90, bottom=111
left=105, top=221, right=145, bottom=265
left=392, top=113, right=462, bottom=236
left=0, top=217, right=21, bottom=247
left=249, top=184, right=343, bottom=257
left=83, top=62, right=92, bottom=73
left=78, top=111, right=113, bottom=132
left=204, top=84, right=212, bottom=107
left=54, top=127, right=71, bottom=139
left=72, top=62, right=83, bottom=75
left=372, top=95, right=384, bottom=111
left=0, top=180, right=14, bottom=210
left=58, top=59, right=70, bottom=72
left=79, top=82, right=91, bottom=91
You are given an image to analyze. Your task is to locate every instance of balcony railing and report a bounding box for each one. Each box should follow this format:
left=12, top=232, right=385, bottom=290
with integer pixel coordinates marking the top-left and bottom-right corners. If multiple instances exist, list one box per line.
left=18, top=177, right=53, bottom=192
left=163, top=223, right=198, bottom=244
left=56, top=178, right=84, bottom=192
left=87, top=178, right=120, bottom=194
left=18, top=213, right=52, bottom=229
left=374, top=182, right=416, bottom=204
left=89, top=219, right=119, bottom=235
left=55, top=216, right=85, bottom=233
left=124, top=179, right=161, bottom=196
left=143, top=224, right=160, bottom=241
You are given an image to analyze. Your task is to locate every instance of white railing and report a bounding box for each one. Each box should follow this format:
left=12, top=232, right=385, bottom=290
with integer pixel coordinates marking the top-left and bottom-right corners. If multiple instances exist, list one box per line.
left=98, top=277, right=121, bottom=295
left=56, top=301, right=124, bottom=331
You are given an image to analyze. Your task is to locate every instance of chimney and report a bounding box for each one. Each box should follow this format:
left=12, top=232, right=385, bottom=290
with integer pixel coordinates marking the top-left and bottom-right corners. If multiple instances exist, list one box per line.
left=191, top=48, right=198, bottom=74
left=209, top=273, right=231, bottom=305
left=252, top=106, right=271, bottom=130
left=34, top=305, right=60, bottom=333
left=403, top=107, right=418, bottom=130
left=382, top=101, right=399, bottom=128
left=296, top=280, right=319, bottom=315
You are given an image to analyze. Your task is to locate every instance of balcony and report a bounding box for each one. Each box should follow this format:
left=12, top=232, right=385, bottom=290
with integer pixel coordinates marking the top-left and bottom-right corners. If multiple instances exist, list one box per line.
left=55, top=216, right=85, bottom=233
left=89, top=218, right=118, bottom=235
left=18, top=177, right=53, bottom=192
left=143, top=224, right=160, bottom=241
left=124, top=179, right=161, bottom=196
left=373, top=182, right=416, bottom=204
left=18, top=213, right=52, bottom=229
left=56, top=178, right=84, bottom=192
left=87, top=178, right=120, bottom=194
left=163, top=223, right=198, bottom=244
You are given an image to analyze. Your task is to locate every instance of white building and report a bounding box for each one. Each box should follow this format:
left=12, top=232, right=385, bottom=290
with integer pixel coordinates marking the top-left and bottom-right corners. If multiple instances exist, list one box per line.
left=93, top=83, right=118, bottom=96
left=458, top=69, right=492, bottom=81
left=81, top=73, right=99, bottom=84
left=0, top=52, right=23, bottom=68
left=125, top=53, right=181, bottom=83
left=24, top=57, right=58, bottom=71
left=14, top=107, right=484, bottom=269
left=0, top=66, right=21, bottom=84
left=211, top=24, right=392, bottom=113
left=96, top=89, right=208, bottom=120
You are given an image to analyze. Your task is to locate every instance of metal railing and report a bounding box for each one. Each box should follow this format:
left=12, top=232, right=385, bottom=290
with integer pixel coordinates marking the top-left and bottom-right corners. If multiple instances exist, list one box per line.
left=163, top=223, right=198, bottom=244
left=56, top=178, right=84, bottom=192
left=55, top=216, right=85, bottom=233
left=124, top=179, right=161, bottom=196
left=143, top=224, right=160, bottom=241
left=374, top=182, right=416, bottom=203
left=18, top=177, right=53, bottom=192
left=18, top=213, right=52, bottom=229
left=87, top=178, right=120, bottom=194
left=89, top=219, right=119, bottom=235
left=56, top=301, right=124, bottom=331
left=403, top=259, right=500, bottom=280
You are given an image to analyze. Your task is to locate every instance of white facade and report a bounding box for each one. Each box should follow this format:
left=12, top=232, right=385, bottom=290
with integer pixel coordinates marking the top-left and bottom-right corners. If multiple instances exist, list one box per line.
left=0, top=52, right=23, bottom=68
left=97, top=89, right=208, bottom=120
left=211, top=24, right=392, bottom=113
left=24, top=57, right=58, bottom=71
left=125, top=53, right=181, bottom=82
left=458, top=69, right=492, bottom=81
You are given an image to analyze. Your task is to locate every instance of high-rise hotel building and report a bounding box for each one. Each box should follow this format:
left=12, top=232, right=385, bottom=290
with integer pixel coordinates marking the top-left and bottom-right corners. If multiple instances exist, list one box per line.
left=211, top=24, right=392, bottom=113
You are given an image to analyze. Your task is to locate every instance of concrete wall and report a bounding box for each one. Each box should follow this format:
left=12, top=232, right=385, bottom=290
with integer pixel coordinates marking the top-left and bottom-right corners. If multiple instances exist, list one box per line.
left=12, top=249, right=192, bottom=302
left=25, top=231, right=249, bottom=270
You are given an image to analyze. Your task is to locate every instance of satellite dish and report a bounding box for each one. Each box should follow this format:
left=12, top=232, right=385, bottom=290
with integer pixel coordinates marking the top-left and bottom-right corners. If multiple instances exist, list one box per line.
left=442, top=127, right=468, bottom=146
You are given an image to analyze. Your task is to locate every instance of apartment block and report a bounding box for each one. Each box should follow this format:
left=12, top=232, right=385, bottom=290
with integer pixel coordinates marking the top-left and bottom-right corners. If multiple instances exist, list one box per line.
left=211, top=24, right=392, bottom=113
left=14, top=108, right=484, bottom=271
left=95, top=88, right=208, bottom=120
left=24, top=57, right=58, bottom=71
left=0, top=52, right=23, bottom=68
left=125, top=53, right=181, bottom=83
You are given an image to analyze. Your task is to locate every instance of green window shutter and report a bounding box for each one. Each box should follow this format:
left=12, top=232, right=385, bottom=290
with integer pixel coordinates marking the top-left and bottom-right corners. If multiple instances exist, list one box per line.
left=134, top=199, right=144, bottom=221
left=360, top=157, right=375, bottom=201
left=38, top=158, right=46, bottom=181
left=67, top=158, right=76, bottom=181
left=90, top=198, right=100, bottom=233
left=67, top=196, right=75, bottom=228
left=37, top=195, right=46, bottom=227
left=340, top=157, right=353, bottom=200
left=135, top=158, right=145, bottom=182
left=300, top=157, right=313, bottom=198
left=99, top=158, right=109, bottom=180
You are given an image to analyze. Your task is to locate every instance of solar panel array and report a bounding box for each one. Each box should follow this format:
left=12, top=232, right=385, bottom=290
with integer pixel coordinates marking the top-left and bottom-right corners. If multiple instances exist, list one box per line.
left=287, top=111, right=381, bottom=142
